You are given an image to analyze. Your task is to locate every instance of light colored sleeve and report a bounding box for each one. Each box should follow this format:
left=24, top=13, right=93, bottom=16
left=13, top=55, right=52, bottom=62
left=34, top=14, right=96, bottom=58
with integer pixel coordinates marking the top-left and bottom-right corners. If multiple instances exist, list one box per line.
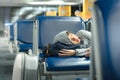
left=76, top=30, right=91, bottom=41
left=75, top=48, right=88, bottom=56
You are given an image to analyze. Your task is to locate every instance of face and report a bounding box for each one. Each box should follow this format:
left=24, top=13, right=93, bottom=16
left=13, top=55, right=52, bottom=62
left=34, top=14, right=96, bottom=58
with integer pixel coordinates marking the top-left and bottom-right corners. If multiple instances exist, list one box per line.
left=68, top=33, right=80, bottom=44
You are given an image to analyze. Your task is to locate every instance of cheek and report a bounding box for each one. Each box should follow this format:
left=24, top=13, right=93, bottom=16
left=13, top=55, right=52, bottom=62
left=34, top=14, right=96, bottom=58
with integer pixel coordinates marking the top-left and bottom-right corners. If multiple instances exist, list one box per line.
left=76, top=41, right=80, bottom=44
left=78, top=39, right=81, bottom=43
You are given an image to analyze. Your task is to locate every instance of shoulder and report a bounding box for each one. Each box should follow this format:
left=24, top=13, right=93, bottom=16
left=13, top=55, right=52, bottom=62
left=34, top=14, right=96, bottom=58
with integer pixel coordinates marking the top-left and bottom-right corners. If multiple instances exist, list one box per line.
left=76, top=30, right=91, bottom=41
left=76, top=30, right=91, bottom=37
left=77, top=30, right=90, bottom=34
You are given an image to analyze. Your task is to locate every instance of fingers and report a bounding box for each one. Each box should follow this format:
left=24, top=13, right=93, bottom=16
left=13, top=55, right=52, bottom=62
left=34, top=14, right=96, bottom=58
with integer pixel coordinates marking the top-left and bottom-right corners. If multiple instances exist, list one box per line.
left=58, top=49, right=69, bottom=56
left=59, top=49, right=69, bottom=53
left=61, top=49, right=68, bottom=51
left=85, top=51, right=91, bottom=57
left=58, top=53, right=68, bottom=56
left=58, top=49, right=68, bottom=56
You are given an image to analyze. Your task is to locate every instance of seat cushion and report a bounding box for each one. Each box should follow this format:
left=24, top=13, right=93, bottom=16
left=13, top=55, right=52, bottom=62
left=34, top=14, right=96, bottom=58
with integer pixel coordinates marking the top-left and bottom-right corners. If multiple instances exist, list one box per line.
left=18, top=44, right=32, bottom=52
left=10, top=36, right=14, bottom=41
left=46, top=57, right=90, bottom=71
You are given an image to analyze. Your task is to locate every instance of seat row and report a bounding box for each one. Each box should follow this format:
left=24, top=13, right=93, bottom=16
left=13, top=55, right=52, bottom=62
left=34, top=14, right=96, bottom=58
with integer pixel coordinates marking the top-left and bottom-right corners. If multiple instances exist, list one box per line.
left=11, top=16, right=91, bottom=80
left=11, top=0, right=120, bottom=80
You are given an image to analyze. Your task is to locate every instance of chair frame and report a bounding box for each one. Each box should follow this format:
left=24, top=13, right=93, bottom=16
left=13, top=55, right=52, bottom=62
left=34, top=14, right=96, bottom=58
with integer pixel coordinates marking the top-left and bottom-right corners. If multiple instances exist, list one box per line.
left=33, top=16, right=90, bottom=80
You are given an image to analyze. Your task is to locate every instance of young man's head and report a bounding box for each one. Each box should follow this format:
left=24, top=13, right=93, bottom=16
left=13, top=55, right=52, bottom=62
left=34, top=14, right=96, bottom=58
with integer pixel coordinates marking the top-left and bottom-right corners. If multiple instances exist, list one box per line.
left=52, top=30, right=80, bottom=45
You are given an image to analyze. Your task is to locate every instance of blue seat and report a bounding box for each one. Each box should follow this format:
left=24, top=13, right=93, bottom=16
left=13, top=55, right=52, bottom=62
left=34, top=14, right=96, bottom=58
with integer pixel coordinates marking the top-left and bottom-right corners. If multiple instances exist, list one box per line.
left=92, top=0, right=120, bottom=80
left=46, top=57, right=89, bottom=71
left=33, top=16, right=90, bottom=80
left=14, top=20, right=33, bottom=52
left=18, top=44, right=33, bottom=52
left=84, top=18, right=92, bottom=31
left=8, top=24, right=16, bottom=53
left=9, top=24, right=14, bottom=41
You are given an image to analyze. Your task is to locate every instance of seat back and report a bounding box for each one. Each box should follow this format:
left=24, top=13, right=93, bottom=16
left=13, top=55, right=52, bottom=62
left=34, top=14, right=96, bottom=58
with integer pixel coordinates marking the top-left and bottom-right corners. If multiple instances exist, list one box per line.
left=36, top=16, right=85, bottom=49
left=9, top=24, right=14, bottom=41
left=34, top=16, right=89, bottom=80
left=15, top=20, right=33, bottom=44
left=92, top=0, right=120, bottom=80
left=84, top=18, right=92, bottom=31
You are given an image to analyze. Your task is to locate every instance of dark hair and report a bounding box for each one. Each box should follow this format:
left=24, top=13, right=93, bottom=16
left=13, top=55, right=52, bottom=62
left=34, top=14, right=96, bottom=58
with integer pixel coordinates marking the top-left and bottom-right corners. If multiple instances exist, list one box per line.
left=66, top=31, right=72, bottom=35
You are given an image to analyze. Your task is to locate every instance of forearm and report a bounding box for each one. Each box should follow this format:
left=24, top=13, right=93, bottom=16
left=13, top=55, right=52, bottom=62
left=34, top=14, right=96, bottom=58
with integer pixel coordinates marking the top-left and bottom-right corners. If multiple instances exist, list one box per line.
left=75, top=48, right=90, bottom=56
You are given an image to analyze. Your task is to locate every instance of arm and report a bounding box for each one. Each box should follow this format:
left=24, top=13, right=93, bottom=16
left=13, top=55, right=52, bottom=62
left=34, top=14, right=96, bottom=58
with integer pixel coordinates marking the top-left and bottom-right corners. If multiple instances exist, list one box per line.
left=58, top=30, right=91, bottom=57
left=75, top=48, right=88, bottom=56
left=75, top=47, right=91, bottom=56
left=58, top=47, right=91, bottom=57
left=76, top=30, right=91, bottom=41
left=58, top=49, right=76, bottom=56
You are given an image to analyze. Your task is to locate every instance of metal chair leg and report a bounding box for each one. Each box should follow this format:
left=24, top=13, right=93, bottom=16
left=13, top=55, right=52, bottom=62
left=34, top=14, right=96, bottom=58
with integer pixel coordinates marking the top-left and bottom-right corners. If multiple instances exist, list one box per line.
left=46, top=75, right=52, bottom=80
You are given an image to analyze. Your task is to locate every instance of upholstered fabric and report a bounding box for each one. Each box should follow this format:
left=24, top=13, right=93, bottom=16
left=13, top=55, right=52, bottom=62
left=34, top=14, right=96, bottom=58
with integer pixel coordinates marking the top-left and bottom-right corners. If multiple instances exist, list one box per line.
left=36, top=16, right=90, bottom=71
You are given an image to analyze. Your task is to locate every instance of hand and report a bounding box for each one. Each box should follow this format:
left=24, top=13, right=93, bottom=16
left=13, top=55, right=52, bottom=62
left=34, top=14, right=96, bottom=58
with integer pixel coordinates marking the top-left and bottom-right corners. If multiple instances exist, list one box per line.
left=58, top=49, right=76, bottom=57
left=85, top=48, right=91, bottom=57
